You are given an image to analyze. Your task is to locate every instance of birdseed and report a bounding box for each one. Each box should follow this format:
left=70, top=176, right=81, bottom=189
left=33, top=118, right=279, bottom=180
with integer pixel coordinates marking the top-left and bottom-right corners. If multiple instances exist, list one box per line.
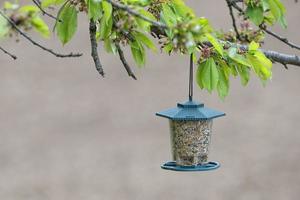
left=169, top=120, right=213, bottom=166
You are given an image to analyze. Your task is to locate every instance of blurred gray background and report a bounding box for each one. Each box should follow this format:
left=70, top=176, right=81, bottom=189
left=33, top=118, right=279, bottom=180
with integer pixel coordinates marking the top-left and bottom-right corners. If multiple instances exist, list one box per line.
left=0, top=0, right=300, bottom=199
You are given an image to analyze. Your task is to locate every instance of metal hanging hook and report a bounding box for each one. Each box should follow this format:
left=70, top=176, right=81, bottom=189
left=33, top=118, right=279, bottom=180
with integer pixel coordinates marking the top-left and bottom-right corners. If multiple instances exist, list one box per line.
left=189, top=54, right=193, bottom=101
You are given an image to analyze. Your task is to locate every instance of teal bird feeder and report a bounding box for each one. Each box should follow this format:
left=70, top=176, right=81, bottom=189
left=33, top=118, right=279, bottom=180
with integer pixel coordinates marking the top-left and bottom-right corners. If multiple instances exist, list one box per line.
left=156, top=55, right=225, bottom=172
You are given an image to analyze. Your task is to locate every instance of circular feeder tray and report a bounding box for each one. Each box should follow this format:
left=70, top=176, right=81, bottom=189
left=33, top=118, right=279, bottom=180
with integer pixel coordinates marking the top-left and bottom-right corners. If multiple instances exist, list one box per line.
left=161, top=161, right=220, bottom=172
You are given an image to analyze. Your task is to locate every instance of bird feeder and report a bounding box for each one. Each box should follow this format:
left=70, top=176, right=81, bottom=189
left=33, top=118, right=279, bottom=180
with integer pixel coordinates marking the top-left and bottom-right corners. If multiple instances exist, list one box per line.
left=156, top=55, right=225, bottom=172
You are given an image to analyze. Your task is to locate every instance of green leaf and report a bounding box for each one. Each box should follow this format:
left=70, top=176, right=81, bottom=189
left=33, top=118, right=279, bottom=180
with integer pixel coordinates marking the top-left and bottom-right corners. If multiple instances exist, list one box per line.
left=0, top=14, right=9, bottom=39
left=56, top=4, right=78, bottom=44
left=247, top=54, right=272, bottom=81
left=267, top=0, right=287, bottom=28
left=132, top=31, right=157, bottom=51
left=205, top=33, right=223, bottom=56
left=200, top=58, right=219, bottom=93
left=19, top=5, right=40, bottom=14
left=172, top=0, right=195, bottom=19
left=31, top=17, right=50, bottom=38
left=130, top=40, right=146, bottom=67
left=102, top=1, right=112, bottom=24
left=3, top=1, right=19, bottom=10
left=41, top=0, right=65, bottom=8
left=99, top=13, right=113, bottom=39
left=104, top=39, right=117, bottom=54
left=217, top=68, right=229, bottom=100
left=228, top=63, right=238, bottom=77
left=246, top=5, right=264, bottom=26
left=161, top=4, right=177, bottom=27
left=163, top=43, right=173, bottom=54
left=196, top=61, right=205, bottom=89
left=185, top=32, right=196, bottom=54
left=237, top=64, right=250, bottom=86
left=228, top=47, right=251, bottom=67
left=254, top=51, right=273, bottom=70
left=136, top=9, right=156, bottom=32
left=268, top=0, right=281, bottom=19
left=195, top=18, right=212, bottom=34
left=126, top=0, right=151, bottom=6
left=97, top=1, right=113, bottom=39
left=249, top=41, right=260, bottom=51
left=278, top=15, right=287, bottom=29
left=87, top=0, right=103, bottom=20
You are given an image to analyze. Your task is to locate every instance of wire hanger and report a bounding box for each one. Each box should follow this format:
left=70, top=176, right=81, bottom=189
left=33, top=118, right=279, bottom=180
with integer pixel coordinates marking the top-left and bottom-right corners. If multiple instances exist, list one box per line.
left=189, top=54, right=194, bottom=101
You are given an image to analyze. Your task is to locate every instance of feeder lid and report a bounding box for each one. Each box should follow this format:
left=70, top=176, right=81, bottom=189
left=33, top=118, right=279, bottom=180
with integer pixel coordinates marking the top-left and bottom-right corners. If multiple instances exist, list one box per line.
left=156, top=100, right=225, bottom=120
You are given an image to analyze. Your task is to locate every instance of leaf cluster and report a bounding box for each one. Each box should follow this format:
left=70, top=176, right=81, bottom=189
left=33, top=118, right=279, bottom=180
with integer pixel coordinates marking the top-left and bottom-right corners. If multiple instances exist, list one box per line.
left=0, top=0, right=289, bottom=99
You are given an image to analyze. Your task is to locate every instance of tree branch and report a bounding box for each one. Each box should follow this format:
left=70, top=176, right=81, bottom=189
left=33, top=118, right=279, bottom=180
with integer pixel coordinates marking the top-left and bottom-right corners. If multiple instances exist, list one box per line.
left=2, top=0, right=298, bottom=71
left=0, top=10, right=82, bottom=58
left=0, top=46, right=17, bottom=60
left=228, top=42, right=300, bottom=67
left=263, top=50, right=300, bottom=67
left=89, top=19, right=104, bottom=77
left=115, top=42, right=137, bottom=80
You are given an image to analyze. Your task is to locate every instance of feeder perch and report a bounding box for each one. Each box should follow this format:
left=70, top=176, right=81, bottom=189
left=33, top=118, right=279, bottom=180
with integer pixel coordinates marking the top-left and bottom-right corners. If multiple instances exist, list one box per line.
left=156, top=55, right=225, bottom=172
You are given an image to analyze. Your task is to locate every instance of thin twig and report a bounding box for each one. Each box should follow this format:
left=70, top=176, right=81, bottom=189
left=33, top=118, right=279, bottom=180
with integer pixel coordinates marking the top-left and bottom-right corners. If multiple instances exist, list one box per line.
left=225, top=0, right=241, bottom=40
left=31, top=0, right=61, bottom=22
left=0, top=46, right=17, bottom=60
left=115, top=42, right=137, bottom=80
left=89, top=19, right=104, bottom=77
left=230, top=1, right=244, bottom=12
left=230, top=1, right=300, bottom=52
left=0, top=10, right=82, bottom=58
left=113, top=19, right=135, bottom=41
left=260, top=25, right=300, bottom=51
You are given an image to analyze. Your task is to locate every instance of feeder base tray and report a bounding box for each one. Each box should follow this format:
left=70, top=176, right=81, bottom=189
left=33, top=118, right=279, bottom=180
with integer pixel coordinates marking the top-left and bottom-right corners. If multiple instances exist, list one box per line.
left=161, top=161, right=220, bottom=172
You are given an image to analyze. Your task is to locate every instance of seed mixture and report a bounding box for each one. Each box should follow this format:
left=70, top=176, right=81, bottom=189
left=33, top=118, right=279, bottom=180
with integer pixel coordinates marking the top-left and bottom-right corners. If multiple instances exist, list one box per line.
left=169, top=120, right=213, bottom=166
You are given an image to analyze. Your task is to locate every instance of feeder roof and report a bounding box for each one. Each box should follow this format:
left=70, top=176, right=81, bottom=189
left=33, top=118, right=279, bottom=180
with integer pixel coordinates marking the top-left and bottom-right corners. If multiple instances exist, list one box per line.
left=156, top=100, right=225, bottom=121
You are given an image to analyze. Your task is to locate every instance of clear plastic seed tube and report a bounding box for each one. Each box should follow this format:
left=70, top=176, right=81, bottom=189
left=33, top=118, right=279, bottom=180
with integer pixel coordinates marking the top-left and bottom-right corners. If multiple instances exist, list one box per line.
left=169, top=120, right=213, bottom=166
